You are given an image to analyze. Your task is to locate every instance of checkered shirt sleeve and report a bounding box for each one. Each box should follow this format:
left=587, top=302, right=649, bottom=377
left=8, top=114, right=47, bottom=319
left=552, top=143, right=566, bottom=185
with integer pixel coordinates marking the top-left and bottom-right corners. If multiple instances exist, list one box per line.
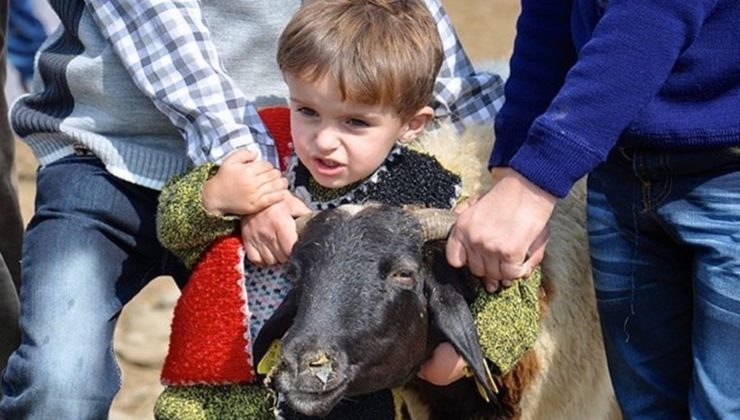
left=423, top=0, right=506, bottom=130
left=85, top=0, right=502, bottom=169
left=85, top=0, right=279, bottom=167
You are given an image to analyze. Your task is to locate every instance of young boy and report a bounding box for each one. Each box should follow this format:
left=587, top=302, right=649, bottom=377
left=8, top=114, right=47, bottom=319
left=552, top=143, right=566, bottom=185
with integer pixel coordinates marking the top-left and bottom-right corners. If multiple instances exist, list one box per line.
left=154, top=1, right=539, bottom=419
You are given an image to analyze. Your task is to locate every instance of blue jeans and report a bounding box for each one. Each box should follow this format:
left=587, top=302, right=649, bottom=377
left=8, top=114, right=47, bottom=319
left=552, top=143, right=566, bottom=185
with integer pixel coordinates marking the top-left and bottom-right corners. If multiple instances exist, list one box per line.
left=587, top=147, right=740, bottom=419
left=1, top=154, right=188, bottom=418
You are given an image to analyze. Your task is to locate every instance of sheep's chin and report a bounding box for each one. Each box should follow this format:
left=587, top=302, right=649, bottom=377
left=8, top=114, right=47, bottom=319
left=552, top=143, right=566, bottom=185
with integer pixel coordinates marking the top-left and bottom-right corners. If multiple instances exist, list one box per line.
left=282, top=381, right=349, bottom=417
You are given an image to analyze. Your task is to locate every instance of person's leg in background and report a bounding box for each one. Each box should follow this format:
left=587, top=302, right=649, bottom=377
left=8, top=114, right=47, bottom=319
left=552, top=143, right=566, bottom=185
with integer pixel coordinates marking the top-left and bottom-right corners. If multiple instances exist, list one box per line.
left=1, top=155, right=189, bottom=418
left=588, top=148, right=740, bottom=420
left=587, top=149, right=693, bottom=419
left=0, top=0, right=24, bottom=387
left=7, top=0, right=46, bottom=90
left=655, top=148, right=740, bottom=419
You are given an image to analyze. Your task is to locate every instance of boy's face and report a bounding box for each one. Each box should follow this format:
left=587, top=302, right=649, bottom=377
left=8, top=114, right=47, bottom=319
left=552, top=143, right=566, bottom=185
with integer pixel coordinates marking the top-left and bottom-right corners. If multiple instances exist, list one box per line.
left=285, top=73, right=426, bottom=189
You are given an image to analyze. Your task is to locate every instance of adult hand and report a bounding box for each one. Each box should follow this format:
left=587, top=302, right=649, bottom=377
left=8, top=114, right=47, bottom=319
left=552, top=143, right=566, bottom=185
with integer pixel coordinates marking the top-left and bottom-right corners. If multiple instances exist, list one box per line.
left=447, top=168, right=556, bottom=292
left=417, top=342, right=467, bottom=386
left=240, top=194, right=311, bottom=266
left=202, top=149, right=288, bottom=216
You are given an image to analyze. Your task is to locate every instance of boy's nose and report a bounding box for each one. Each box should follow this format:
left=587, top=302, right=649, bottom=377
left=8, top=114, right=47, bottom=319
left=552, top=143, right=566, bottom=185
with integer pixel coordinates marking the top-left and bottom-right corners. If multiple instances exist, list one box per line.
left=314, top=126, right=340, bottom=152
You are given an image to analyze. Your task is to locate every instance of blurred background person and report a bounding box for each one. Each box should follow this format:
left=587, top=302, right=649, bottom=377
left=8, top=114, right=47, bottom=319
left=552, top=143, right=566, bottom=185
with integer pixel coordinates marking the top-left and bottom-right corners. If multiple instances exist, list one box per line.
left=0, top=0, right=23, bottom=400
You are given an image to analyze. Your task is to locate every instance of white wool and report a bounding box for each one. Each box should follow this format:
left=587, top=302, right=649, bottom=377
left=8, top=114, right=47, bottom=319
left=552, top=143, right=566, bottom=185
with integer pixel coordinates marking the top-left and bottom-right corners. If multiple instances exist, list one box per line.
left=404, top=123, right=620, bottom=419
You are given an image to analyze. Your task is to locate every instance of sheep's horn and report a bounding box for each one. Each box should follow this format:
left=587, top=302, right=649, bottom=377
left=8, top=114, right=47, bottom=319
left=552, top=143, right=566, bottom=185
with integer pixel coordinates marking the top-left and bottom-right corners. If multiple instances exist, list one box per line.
left=411, top=208, right=457, bottom=241
left=295, top=212, right=318, bottom=235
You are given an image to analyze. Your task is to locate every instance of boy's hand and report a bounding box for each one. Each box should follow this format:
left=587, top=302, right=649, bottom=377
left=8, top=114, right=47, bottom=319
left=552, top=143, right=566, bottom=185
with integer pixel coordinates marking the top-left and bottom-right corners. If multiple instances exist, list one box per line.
left=241, top=194, right=311, bottom=266
left=417, top=342, right=467, bottom=386
left=202, top=149, right=289, bottom=216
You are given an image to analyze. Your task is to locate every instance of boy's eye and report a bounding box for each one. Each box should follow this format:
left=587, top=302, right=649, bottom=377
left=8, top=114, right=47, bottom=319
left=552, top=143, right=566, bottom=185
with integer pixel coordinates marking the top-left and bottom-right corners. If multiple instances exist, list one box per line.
left=298, top=107, right=318, bottom=117
left=346, top=118, right=369, bottom=128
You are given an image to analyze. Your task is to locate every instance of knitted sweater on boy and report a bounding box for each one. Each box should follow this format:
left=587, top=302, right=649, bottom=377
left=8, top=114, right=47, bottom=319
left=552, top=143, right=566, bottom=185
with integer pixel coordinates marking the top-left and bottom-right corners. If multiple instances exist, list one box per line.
left=492, top=0, right=740, bottom=197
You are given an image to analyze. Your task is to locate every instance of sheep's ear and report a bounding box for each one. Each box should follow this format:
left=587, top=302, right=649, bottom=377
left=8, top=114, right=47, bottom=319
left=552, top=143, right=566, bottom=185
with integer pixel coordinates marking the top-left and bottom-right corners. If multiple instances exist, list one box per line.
left=253, top=286, right=300, bottom=366
left=423, top=244, right=496, bottom=400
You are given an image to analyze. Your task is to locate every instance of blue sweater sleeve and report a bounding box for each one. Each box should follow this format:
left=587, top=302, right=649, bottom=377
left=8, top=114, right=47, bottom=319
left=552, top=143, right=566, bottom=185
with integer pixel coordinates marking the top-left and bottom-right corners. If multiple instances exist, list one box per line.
left=491, top=0, right=576, bottom=168
left=493, top=0, right=719, bottom=198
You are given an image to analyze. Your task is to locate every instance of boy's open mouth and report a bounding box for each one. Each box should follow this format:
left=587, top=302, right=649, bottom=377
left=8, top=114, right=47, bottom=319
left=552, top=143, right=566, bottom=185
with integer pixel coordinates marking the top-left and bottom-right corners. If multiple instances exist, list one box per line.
left=313, top=158, right=345, bottom=175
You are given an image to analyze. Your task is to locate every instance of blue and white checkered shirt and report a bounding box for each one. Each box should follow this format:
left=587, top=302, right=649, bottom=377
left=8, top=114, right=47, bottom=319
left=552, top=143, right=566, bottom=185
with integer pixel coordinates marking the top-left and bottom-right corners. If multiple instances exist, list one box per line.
left=85, top=0, right=504, bottom=168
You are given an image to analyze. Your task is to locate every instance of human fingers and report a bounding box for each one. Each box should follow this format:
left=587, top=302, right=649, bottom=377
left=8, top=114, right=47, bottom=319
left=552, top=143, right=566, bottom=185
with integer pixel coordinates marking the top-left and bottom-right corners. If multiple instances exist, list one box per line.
left=445, top=225, right=468, bottom=268
left=274, top=217, right=298, bottom=262
left=480, top=255, right=505, bottom=292
left=484, top=278, right=503, bottom=293
left=465, top=246, right=487, bottom=279
left=241, top=160, right=281, bottom=179
left=417, top=342, right=467, bottom=386
left=244, top=189, right=290, bottom=215
left=498, top=260, right=528, bottom=286
left=241, top=217, right=279, bottom=266
left=521, top=225, right=549, bottom=277
left=250, top=176, right=289, bottom=202
left=284, top=194, right=312, bottom=217
left=258, top=174, right=289, bottom=193
left=470, top=249, right=507, bottom=293
left=255, top=241, right=279, bottom=266
left=223, top=148, right=258, bottom=164
left=243, top=241, right=264, bottom=266
left=452, top=197, right=475, bottom=215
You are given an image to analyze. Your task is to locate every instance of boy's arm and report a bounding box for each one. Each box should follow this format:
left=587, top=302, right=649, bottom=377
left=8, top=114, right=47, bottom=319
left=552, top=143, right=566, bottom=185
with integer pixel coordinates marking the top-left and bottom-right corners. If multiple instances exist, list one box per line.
left=83, top=0, right=278, bottom=167
left=157, top=151, right=288, bottom=268
left=157, top=164, right=238, bottom=269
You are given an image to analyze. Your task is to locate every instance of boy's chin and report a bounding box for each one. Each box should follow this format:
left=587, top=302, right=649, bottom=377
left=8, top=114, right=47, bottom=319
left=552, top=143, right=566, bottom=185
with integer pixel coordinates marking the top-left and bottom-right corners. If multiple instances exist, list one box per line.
left=308, top=171, right=357, bottom=190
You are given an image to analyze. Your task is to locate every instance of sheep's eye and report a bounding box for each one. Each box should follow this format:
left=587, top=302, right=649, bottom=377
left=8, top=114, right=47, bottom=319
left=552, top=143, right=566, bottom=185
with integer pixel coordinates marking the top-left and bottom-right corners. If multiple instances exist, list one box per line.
left=390, top=269, right=416, bottom=286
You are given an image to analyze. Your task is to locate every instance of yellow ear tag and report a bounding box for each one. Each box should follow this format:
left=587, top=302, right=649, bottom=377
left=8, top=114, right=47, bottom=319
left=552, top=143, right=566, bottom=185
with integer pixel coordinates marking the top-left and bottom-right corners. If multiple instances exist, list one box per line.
left=257, top=339, right=282, bottom=375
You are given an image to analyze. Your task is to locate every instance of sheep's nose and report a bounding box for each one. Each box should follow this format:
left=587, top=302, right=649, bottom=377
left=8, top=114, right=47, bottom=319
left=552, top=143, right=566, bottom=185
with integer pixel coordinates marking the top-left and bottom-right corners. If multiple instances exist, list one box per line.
left=303, top=350, right=334, bottom=384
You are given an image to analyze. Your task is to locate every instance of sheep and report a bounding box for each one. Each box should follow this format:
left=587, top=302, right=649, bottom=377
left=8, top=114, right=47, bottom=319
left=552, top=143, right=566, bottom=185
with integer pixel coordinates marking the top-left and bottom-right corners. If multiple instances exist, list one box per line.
left=253, top=182, right=620, bottom=419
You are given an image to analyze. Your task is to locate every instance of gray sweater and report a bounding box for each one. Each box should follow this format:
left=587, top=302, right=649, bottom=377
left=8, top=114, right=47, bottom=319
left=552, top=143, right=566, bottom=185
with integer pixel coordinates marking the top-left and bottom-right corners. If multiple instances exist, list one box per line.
left=12, top=1, right=299, bottom=189
left=12, top=1, right=502, bottom=190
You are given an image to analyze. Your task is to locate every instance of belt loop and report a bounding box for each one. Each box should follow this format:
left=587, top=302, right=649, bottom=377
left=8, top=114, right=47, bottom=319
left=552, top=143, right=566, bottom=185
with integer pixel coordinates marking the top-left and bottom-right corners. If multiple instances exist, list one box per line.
left=618, top=147, right=633, bottom=162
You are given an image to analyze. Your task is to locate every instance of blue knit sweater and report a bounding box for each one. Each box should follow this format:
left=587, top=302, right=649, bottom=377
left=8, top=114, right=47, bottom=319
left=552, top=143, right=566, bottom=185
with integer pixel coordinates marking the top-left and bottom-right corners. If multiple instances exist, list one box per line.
left=491, top=0, right=740, bottom=197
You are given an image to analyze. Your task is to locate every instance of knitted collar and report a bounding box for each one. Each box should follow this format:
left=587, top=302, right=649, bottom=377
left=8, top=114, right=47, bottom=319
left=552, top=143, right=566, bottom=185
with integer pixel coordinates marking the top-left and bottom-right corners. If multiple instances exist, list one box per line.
left=286, top=145, right=462, bottom=211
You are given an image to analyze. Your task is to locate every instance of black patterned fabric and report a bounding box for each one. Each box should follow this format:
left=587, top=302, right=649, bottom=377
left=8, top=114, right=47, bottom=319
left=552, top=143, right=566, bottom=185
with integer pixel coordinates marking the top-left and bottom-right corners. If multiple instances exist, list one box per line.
left=289, top=145, right=462, bottom=211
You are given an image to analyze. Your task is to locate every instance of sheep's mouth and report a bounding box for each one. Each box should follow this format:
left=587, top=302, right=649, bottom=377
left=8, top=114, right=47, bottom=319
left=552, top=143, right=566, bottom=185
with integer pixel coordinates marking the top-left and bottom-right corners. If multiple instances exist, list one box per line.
left=281, top=379, right=349, bottom=417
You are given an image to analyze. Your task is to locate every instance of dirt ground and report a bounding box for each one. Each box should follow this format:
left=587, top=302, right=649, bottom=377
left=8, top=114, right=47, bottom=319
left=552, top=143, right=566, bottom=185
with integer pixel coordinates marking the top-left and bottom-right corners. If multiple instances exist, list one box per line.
left=9, top=1, right=520, bottom=418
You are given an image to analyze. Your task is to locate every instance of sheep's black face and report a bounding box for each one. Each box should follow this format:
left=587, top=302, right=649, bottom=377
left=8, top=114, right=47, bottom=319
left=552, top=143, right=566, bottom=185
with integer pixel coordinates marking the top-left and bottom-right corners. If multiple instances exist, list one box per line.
left=273, top=206, right=433, bottom=417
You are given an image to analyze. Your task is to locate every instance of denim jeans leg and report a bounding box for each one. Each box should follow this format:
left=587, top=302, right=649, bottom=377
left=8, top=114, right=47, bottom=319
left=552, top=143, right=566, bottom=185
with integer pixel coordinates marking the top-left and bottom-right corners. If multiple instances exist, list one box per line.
left=1, top=155, right=188, bottom=419
left=587, top=155, right=692, bottom=419
left=0, top=3, right=24, bottom=399
left=0, top=254, right=20, bottom=375
left=656, top=149, right=740, bottom=419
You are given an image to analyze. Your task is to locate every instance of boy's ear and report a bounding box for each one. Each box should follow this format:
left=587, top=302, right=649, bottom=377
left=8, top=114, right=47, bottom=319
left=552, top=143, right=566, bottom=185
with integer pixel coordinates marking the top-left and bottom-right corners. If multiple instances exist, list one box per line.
left=399, top=106, right=434, bottom=143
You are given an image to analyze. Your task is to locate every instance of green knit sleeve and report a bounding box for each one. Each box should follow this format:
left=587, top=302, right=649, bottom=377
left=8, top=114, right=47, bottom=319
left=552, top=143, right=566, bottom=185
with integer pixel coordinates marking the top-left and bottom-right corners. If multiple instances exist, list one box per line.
left=154, top=384, right=275, bottom=420
left=470, top=267, right=542, bottom=374
left=157, top=163, right=239, bottom=269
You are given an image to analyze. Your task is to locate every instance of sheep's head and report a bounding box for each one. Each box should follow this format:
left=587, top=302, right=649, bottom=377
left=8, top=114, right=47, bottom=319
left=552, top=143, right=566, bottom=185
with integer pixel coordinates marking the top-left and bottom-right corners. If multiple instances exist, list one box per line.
left=253, top=204, right=494, bottom=417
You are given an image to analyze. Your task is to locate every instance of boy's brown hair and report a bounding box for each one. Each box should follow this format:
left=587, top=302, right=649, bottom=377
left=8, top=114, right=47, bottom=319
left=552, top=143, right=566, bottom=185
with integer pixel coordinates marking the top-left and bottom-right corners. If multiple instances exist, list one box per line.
left=277, top=0, right=443, bottom=121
